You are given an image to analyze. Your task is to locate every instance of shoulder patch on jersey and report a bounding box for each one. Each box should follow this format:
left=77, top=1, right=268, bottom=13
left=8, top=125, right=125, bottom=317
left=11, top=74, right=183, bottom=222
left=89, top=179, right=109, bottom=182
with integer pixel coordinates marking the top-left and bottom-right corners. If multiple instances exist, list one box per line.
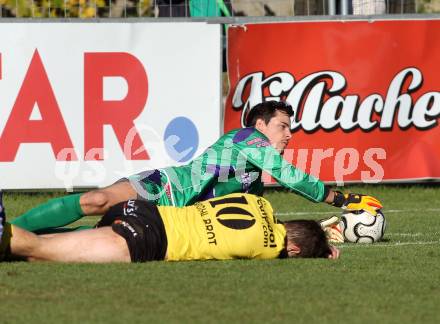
left=246, top=137, right=263, bottom=145
left=232, top=128, right=255, bottom=144
left=256, top=141, right=270, bottom=148
left=248, top=138, right=270, bottom=147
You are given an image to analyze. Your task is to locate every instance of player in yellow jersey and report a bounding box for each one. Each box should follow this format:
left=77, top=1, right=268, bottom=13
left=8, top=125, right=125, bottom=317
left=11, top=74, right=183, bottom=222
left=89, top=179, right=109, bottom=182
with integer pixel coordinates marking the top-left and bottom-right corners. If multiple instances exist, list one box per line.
left=0, top=192, right=339, bottom=262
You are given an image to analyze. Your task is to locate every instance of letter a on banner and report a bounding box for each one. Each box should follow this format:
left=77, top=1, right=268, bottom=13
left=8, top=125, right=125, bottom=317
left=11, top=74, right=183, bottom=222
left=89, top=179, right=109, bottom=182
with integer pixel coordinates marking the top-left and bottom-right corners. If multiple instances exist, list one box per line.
left=84, top=52, right=149, bottom=160
left=0, top=50, right=77, bottom=162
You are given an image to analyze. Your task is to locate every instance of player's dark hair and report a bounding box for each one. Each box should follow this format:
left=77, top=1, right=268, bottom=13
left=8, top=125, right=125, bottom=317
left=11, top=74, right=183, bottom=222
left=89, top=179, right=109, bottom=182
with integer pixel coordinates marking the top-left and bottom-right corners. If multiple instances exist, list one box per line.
left=245, top=101, right=294, bottom=127
left=284, top=220, right=331, bottom=258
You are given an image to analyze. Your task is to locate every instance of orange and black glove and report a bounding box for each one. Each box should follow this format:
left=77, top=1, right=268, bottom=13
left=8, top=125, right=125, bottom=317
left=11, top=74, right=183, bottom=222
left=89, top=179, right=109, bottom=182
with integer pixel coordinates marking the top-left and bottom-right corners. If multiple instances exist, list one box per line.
left=331, top=191, right=383, bottom=216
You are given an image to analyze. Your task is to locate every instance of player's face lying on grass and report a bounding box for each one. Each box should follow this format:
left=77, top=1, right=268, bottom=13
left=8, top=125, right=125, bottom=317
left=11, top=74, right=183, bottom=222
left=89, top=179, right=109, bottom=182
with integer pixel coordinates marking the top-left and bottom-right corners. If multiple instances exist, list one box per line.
left=255, top=111, right=292, bottom=153
left=286, top=243, right=339, bottom=259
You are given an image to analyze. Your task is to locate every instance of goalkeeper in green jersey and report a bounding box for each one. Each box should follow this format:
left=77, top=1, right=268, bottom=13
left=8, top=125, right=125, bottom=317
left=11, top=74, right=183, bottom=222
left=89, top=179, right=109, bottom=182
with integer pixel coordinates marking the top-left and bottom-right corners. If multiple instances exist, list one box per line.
left=10, top=101, right=382, bottom=233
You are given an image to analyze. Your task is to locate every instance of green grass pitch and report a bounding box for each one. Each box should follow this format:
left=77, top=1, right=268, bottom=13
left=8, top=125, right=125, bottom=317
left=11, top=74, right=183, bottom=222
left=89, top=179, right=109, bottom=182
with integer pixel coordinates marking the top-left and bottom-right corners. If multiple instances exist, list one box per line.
left=1, top=185, right=439, bottom=323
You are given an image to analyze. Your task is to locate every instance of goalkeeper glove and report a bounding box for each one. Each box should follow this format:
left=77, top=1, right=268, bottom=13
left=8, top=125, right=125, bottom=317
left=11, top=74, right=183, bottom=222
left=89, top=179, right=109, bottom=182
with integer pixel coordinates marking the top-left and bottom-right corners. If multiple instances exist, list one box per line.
left=331, top=191, right=383, bottom=216
left=319, top=215, right=344, bottom=243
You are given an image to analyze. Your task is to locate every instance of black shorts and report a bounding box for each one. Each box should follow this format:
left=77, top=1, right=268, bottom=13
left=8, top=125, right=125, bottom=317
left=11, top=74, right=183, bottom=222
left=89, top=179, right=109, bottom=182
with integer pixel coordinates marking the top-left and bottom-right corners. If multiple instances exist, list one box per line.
left=96, top=200, right=167, bottom=262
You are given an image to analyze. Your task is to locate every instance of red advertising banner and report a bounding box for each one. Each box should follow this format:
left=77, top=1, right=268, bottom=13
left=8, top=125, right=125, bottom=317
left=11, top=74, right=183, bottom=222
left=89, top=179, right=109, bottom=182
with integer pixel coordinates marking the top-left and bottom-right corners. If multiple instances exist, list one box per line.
left=225, top=20, right=440, bottom=184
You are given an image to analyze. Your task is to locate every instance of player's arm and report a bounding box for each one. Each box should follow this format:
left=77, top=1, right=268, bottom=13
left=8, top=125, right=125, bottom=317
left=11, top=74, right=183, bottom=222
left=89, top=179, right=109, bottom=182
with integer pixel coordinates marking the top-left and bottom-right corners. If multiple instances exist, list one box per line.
left=234, top=135, right=327, bottom=202
left=234, top=131, right=383, bottom=213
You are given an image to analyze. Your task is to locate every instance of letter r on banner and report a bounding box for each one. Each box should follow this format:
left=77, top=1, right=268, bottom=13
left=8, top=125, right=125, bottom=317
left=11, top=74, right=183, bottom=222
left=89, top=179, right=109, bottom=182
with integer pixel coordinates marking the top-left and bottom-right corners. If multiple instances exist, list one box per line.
left=84, top=52, right=149, bottom=160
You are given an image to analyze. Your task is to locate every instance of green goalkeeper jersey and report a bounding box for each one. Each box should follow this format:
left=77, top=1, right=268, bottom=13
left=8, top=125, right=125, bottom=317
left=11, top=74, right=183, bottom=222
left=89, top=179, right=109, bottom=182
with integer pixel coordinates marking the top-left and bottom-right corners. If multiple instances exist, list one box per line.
left=128, top=128, right=327, bottom=206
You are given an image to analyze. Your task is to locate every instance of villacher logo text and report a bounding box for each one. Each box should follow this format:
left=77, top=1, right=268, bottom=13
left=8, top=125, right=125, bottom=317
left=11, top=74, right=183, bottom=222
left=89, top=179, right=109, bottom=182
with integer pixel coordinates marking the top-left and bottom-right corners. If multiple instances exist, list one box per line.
left=232, top=67, right=440, bottom=133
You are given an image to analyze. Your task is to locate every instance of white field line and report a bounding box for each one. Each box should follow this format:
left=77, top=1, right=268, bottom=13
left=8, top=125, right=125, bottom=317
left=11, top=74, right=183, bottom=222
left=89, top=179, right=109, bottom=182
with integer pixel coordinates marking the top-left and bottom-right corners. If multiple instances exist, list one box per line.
left=339, top=240, right=440, bottom=248
left=386, top=233, right=424, bottom=237
left=275, top=208, right=440, bottom=217
left=385, top=232, right=440, bottom=237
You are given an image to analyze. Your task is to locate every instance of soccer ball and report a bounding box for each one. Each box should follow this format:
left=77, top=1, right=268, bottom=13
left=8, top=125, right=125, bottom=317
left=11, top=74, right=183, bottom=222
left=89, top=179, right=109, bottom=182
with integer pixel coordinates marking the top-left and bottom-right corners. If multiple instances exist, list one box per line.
left=340, top=210, right=386, bottom=243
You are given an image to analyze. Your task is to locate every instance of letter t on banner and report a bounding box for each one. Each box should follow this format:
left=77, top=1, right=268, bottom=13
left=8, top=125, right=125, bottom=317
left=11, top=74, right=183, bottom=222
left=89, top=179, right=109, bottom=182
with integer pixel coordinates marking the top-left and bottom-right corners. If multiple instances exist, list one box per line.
left=84, top=52, right=149, bottom=160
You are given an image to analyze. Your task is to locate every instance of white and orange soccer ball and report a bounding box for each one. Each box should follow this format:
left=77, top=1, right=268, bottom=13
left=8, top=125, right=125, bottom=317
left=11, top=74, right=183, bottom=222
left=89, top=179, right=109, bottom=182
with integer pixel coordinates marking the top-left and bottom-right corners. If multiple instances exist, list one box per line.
left=340, top=210, right=386, bottom=243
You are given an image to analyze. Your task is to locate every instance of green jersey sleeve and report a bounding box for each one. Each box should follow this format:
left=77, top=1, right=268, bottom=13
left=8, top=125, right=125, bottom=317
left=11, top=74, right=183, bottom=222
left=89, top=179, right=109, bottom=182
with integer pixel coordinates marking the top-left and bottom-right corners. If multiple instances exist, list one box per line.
left=229, top=128, right=327, bottom=203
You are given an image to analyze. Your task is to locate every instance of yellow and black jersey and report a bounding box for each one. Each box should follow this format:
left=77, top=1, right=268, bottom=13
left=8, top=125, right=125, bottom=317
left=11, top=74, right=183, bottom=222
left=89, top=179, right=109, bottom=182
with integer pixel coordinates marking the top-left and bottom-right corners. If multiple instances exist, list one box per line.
left=158, top=193, right=286, bottom=261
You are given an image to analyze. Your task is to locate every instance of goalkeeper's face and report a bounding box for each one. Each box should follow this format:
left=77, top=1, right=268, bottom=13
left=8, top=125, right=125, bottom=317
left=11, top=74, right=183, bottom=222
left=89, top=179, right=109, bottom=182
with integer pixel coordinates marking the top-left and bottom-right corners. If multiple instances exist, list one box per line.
left=256, top=111, right=292, bottom=153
